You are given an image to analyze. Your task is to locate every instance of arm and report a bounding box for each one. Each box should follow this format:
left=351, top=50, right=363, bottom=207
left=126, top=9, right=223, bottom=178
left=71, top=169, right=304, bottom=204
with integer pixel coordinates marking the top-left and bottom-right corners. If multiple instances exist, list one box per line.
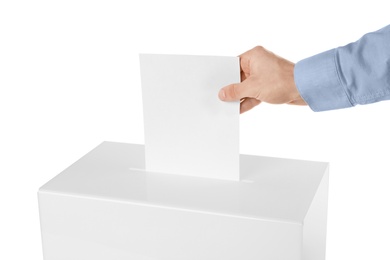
left=219, top=25, right=390, bottom=113
left=295, top=24, right=390, bottom=111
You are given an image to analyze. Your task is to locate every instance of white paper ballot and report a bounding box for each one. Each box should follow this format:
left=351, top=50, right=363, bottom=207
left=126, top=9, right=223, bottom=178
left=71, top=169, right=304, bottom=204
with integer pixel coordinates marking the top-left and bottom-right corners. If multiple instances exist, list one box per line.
left=140, top=54, right=240, bottom=181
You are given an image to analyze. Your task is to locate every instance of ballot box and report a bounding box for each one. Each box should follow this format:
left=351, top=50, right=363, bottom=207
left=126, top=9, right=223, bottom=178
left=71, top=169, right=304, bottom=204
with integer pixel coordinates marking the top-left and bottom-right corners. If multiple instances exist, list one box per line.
left=38, top=141, right=329, bottom=260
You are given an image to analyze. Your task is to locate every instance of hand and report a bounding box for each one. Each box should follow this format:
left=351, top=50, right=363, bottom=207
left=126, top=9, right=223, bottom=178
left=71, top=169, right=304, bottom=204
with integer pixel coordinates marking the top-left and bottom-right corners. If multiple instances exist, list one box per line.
left=218, top=46, right=307, bottom=113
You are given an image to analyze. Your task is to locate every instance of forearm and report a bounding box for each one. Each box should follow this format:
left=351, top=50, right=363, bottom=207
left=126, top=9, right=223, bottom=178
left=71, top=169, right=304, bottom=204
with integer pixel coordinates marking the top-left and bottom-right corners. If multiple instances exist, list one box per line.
left=294, top=25, right=390, bottom=112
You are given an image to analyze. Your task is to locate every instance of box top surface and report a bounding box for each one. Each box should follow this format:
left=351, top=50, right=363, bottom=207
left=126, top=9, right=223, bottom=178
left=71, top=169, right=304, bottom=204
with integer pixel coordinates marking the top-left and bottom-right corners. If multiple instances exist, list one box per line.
left=39, top=142, right=328, bottom=224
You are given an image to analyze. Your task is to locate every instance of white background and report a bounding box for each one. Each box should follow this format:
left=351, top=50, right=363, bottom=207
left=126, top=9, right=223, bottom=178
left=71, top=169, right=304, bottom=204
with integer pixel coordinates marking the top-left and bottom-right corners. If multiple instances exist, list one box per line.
left=0, top=0, right=389, bottom=259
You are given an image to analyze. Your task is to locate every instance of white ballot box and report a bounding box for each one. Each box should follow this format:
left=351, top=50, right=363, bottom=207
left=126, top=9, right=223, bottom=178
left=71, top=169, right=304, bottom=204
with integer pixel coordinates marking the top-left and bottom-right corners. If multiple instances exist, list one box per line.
left=38, top=141, right=329, bottom=260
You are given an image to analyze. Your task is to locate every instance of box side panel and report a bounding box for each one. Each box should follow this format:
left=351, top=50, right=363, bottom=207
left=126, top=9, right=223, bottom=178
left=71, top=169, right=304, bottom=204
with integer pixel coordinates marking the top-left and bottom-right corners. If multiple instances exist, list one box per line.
left=39, top=192, right=302, bottom=260
left=38, top=192, right=49, bottom=260
left=303, top=167, right=329, bottom=260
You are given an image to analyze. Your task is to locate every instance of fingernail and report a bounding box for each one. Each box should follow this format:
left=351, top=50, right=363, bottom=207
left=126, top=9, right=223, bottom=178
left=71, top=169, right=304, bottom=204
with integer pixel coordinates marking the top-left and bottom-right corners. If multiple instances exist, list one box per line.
left=219, top=89, right=226, bottom=100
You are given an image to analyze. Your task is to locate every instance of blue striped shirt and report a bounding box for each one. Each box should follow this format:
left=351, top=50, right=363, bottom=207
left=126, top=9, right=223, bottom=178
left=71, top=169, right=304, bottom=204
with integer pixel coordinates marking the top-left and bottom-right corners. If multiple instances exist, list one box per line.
left=294, top=25, right=390, bottom=111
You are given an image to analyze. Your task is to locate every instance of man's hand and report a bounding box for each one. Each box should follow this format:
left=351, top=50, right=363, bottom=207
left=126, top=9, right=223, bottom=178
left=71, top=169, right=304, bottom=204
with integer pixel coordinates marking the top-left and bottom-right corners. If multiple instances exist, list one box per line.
left=218, top=46, right=306, bottom=113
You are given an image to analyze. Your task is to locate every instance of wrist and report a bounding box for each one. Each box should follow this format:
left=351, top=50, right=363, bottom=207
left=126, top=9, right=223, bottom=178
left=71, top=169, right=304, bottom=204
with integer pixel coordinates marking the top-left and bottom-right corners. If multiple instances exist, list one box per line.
left=286, top=62, right=304, bottom=103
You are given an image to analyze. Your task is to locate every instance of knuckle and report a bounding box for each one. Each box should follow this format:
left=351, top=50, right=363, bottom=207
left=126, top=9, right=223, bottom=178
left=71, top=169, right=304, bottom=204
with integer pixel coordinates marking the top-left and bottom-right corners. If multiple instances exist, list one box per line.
left=227, top=84, right=239, bottom=99
left=253, top=45, right=265, bottom=53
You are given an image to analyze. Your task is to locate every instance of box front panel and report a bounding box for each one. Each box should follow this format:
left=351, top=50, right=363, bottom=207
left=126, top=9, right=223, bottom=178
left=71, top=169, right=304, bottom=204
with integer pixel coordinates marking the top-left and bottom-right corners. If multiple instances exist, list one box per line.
left=39, top=192, right=302, bottom=260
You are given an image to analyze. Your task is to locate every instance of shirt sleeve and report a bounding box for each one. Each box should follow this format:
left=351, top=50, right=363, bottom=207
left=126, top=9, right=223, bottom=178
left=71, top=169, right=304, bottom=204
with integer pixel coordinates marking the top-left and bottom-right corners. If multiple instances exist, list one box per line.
left=294, top=24, right=390, bottom=112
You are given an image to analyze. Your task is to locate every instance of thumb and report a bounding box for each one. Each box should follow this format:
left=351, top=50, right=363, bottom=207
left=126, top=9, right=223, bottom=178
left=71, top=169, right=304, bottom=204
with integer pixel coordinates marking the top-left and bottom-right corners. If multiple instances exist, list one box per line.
left=218, top=79, right=255, bottom=101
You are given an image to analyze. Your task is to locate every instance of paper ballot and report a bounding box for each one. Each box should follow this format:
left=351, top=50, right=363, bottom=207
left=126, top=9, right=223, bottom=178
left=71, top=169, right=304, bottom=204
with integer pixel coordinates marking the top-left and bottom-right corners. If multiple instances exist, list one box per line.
left=140, top=54, right=240, bottom=180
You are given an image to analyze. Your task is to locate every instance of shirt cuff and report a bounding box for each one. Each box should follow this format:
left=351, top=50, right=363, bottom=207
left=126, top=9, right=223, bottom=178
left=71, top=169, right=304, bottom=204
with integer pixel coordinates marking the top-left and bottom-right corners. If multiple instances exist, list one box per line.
left=294, top=49, right=353, bottom=112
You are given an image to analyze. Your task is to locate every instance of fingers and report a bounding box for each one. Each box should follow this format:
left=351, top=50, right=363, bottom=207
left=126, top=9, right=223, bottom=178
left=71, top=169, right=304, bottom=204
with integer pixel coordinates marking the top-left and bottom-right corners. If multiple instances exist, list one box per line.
left=239, top=51, right=251, bottom=76
left=240, top=98, right=261, bottom=113
left=241, top=70, right=247, bottom=81
left=218, top=47, right=258, bottom=102
left=218, top=79, right=257, bottom=101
